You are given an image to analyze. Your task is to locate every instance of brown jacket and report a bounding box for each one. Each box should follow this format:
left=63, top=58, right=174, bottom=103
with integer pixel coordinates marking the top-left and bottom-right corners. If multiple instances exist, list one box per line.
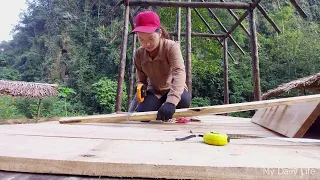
left=134, top=38, right=188, bottom=106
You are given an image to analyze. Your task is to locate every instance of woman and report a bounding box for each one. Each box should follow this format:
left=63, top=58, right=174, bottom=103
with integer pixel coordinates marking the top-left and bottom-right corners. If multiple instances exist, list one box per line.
left=131, top=10, right=191, bottom=121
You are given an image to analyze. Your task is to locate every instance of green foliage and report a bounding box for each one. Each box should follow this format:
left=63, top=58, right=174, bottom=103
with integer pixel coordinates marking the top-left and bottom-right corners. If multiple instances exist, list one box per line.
left=92, top=77, right=127, bottom=113
left=191, top=97, right=211, bottom=108
left=0, top=96, right=25, bottom=119
left=58, top=86, right=77, bottom=116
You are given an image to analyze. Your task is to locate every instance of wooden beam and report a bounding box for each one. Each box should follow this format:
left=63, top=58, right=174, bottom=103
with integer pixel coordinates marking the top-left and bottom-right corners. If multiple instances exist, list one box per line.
left=99, top=0, right=124, bottom=25
left=252, top=0, right=281, bottom=34
left=129, top=10, right=135, bottom=30
left=186, top=0, right=192, bottom=102
left=201, top=0, right=245, bottom=55
left=59, top=94, right=320, bottom=124
left=127, top=34, right=137, bottom=109
left=193, top=8, right=236, bottom=63
left=220, top=0, right=262, bottom=44
left=128, top=0, right=250, bottom=9
left=288, top=0, right=308, bottom=18
left=176, top=0, right=181, bottom=42
left=223, top=38, right=229, bottom=116
left=249, top=7, right=261, bottom=101
left=169, top=32, right=225, bottom=38
left=220, top=0, right=250, bottom=37
left=115, top=0, right=130, bottom=112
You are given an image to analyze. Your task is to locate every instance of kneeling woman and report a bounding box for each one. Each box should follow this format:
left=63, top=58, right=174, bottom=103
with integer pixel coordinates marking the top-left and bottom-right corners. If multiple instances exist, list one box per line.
left=132, top=10, right=191, bottom=121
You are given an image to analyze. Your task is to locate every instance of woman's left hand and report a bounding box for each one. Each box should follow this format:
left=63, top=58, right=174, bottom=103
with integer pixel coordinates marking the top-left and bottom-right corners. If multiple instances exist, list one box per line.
left=156, top=102, right=176, bottom=121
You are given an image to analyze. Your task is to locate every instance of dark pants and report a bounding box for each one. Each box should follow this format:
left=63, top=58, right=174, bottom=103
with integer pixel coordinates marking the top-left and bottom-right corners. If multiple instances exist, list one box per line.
left=136, top=88, right=191, bottom=112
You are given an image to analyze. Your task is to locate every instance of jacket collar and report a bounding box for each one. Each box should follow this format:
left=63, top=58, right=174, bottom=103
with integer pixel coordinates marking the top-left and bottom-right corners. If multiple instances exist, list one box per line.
left=141, top=38, right=166, bottom=64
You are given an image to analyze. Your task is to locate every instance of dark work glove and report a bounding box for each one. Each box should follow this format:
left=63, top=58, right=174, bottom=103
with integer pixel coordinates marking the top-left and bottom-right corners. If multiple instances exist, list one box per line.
left=157, top=102, right=176, bottom=121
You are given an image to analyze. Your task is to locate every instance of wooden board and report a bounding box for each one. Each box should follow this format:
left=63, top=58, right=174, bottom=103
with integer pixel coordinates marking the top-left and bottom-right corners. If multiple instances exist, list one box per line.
left=251, top=101, right=320, bottom=138
left=59, top=94, right=320, bottom=124
left=1, top=115, right=320, bottom=180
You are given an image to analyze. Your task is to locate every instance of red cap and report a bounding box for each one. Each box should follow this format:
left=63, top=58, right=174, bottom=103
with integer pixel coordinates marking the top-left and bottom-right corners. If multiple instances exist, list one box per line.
left=132, top=11, right=161, bottom=33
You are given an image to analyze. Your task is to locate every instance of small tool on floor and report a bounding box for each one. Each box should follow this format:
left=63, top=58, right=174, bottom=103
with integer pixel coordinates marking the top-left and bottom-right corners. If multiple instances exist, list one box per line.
left=176, top=131, right=266, bottom=146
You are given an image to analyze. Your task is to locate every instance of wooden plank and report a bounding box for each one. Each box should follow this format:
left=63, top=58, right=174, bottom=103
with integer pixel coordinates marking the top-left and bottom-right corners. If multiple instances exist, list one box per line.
left=252, top=101, right=320, bottom=138
left=0, top=120, right=320, bottom=179
left=0, top=170, right=142, bottom=180
left=59, top=94, right=320, bottom=124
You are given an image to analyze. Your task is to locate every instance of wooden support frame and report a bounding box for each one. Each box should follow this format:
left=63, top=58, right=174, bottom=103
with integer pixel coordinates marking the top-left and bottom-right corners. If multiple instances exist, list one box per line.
left=128, top=0, right=250, bottom=9
left=220, top=0, right=262, bottom=44
left=252, top=0, right=281, bottom=34
left=114, top=0, right=309, bottom=112
left=202, top=0, right=245, bottom=55
left=220, top=0, right=250, bottom=37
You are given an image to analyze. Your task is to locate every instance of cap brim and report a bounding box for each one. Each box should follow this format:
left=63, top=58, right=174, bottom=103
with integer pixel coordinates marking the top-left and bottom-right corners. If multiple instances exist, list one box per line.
left=132, top=26, right=158, bottom=33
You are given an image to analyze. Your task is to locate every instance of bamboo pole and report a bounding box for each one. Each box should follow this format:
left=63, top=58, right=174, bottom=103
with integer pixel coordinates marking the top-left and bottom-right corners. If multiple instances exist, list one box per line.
left=193, top=8, right=236, bottom=63
left=176, top=0, right=181, bottom=42
left=36, top=98, right=42, bottom=122
left=252, top=0, right=281, bottom=34
left=115, top=0, right=130, bottom=112
left=59, top=94, right=320, bottom=124
left=249, top=6, right=261, bottom=101
left=288, top=0, right=307, bottom=18
left=169, top=32, right=225, bottom=38
left=128, top=33, right=137, bottom=109
left=186, top=0, right=192, bottom=102
left=128, top=0, right=250, bottom=9
left=223, top=38, right=229, bottom=116
left=220, top=0, right=250, bottom=37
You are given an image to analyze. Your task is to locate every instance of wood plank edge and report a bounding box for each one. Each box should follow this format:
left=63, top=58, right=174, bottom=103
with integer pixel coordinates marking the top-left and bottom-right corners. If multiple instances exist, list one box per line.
left=295, top=103, right=320, bottom=138
left=59, top=94, right=320, bottom=124
left=0, top=156, right=319, bottom=179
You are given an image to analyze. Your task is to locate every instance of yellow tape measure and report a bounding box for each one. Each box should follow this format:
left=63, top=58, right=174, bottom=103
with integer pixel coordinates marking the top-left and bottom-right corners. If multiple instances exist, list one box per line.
left=175, top=131, right=230, bottom=146
left=202, top=132, right=230, bottom=146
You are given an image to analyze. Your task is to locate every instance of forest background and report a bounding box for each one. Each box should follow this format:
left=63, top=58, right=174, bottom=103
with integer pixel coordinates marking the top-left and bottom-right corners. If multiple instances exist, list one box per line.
left=0, top=0, right=319, bottom=120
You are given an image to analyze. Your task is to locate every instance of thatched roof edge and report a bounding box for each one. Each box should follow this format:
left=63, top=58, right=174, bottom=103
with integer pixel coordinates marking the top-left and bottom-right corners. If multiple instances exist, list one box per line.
left=0, top=80, right=59, bottom=98
left=262, top=72, right=320, bottom=100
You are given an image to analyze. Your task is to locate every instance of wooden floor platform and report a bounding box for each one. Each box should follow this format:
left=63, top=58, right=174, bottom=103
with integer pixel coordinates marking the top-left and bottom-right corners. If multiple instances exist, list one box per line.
left=0, top=115, right=320, bottom=180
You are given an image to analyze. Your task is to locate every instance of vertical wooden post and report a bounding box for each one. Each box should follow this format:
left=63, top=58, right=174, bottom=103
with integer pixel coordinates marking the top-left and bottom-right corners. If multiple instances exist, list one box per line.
left=248, top=5, right=261, bottom=101
left=223, top=38, right=229, bottom=116
left=186, top=0, right=192, bottom=103
left=128, top=33, right=137, bottom=109
left=36, top=98, right=42, bottom=122
left=176, top=0, right=181, bottom=42
left=115, top=0, right=130, bottom=112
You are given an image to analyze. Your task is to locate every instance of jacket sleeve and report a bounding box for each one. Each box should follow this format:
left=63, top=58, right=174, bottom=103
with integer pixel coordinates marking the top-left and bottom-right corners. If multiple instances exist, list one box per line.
left=134, top=49, right=148, bottom=87
left=166, top=42, right=187, bottom=106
